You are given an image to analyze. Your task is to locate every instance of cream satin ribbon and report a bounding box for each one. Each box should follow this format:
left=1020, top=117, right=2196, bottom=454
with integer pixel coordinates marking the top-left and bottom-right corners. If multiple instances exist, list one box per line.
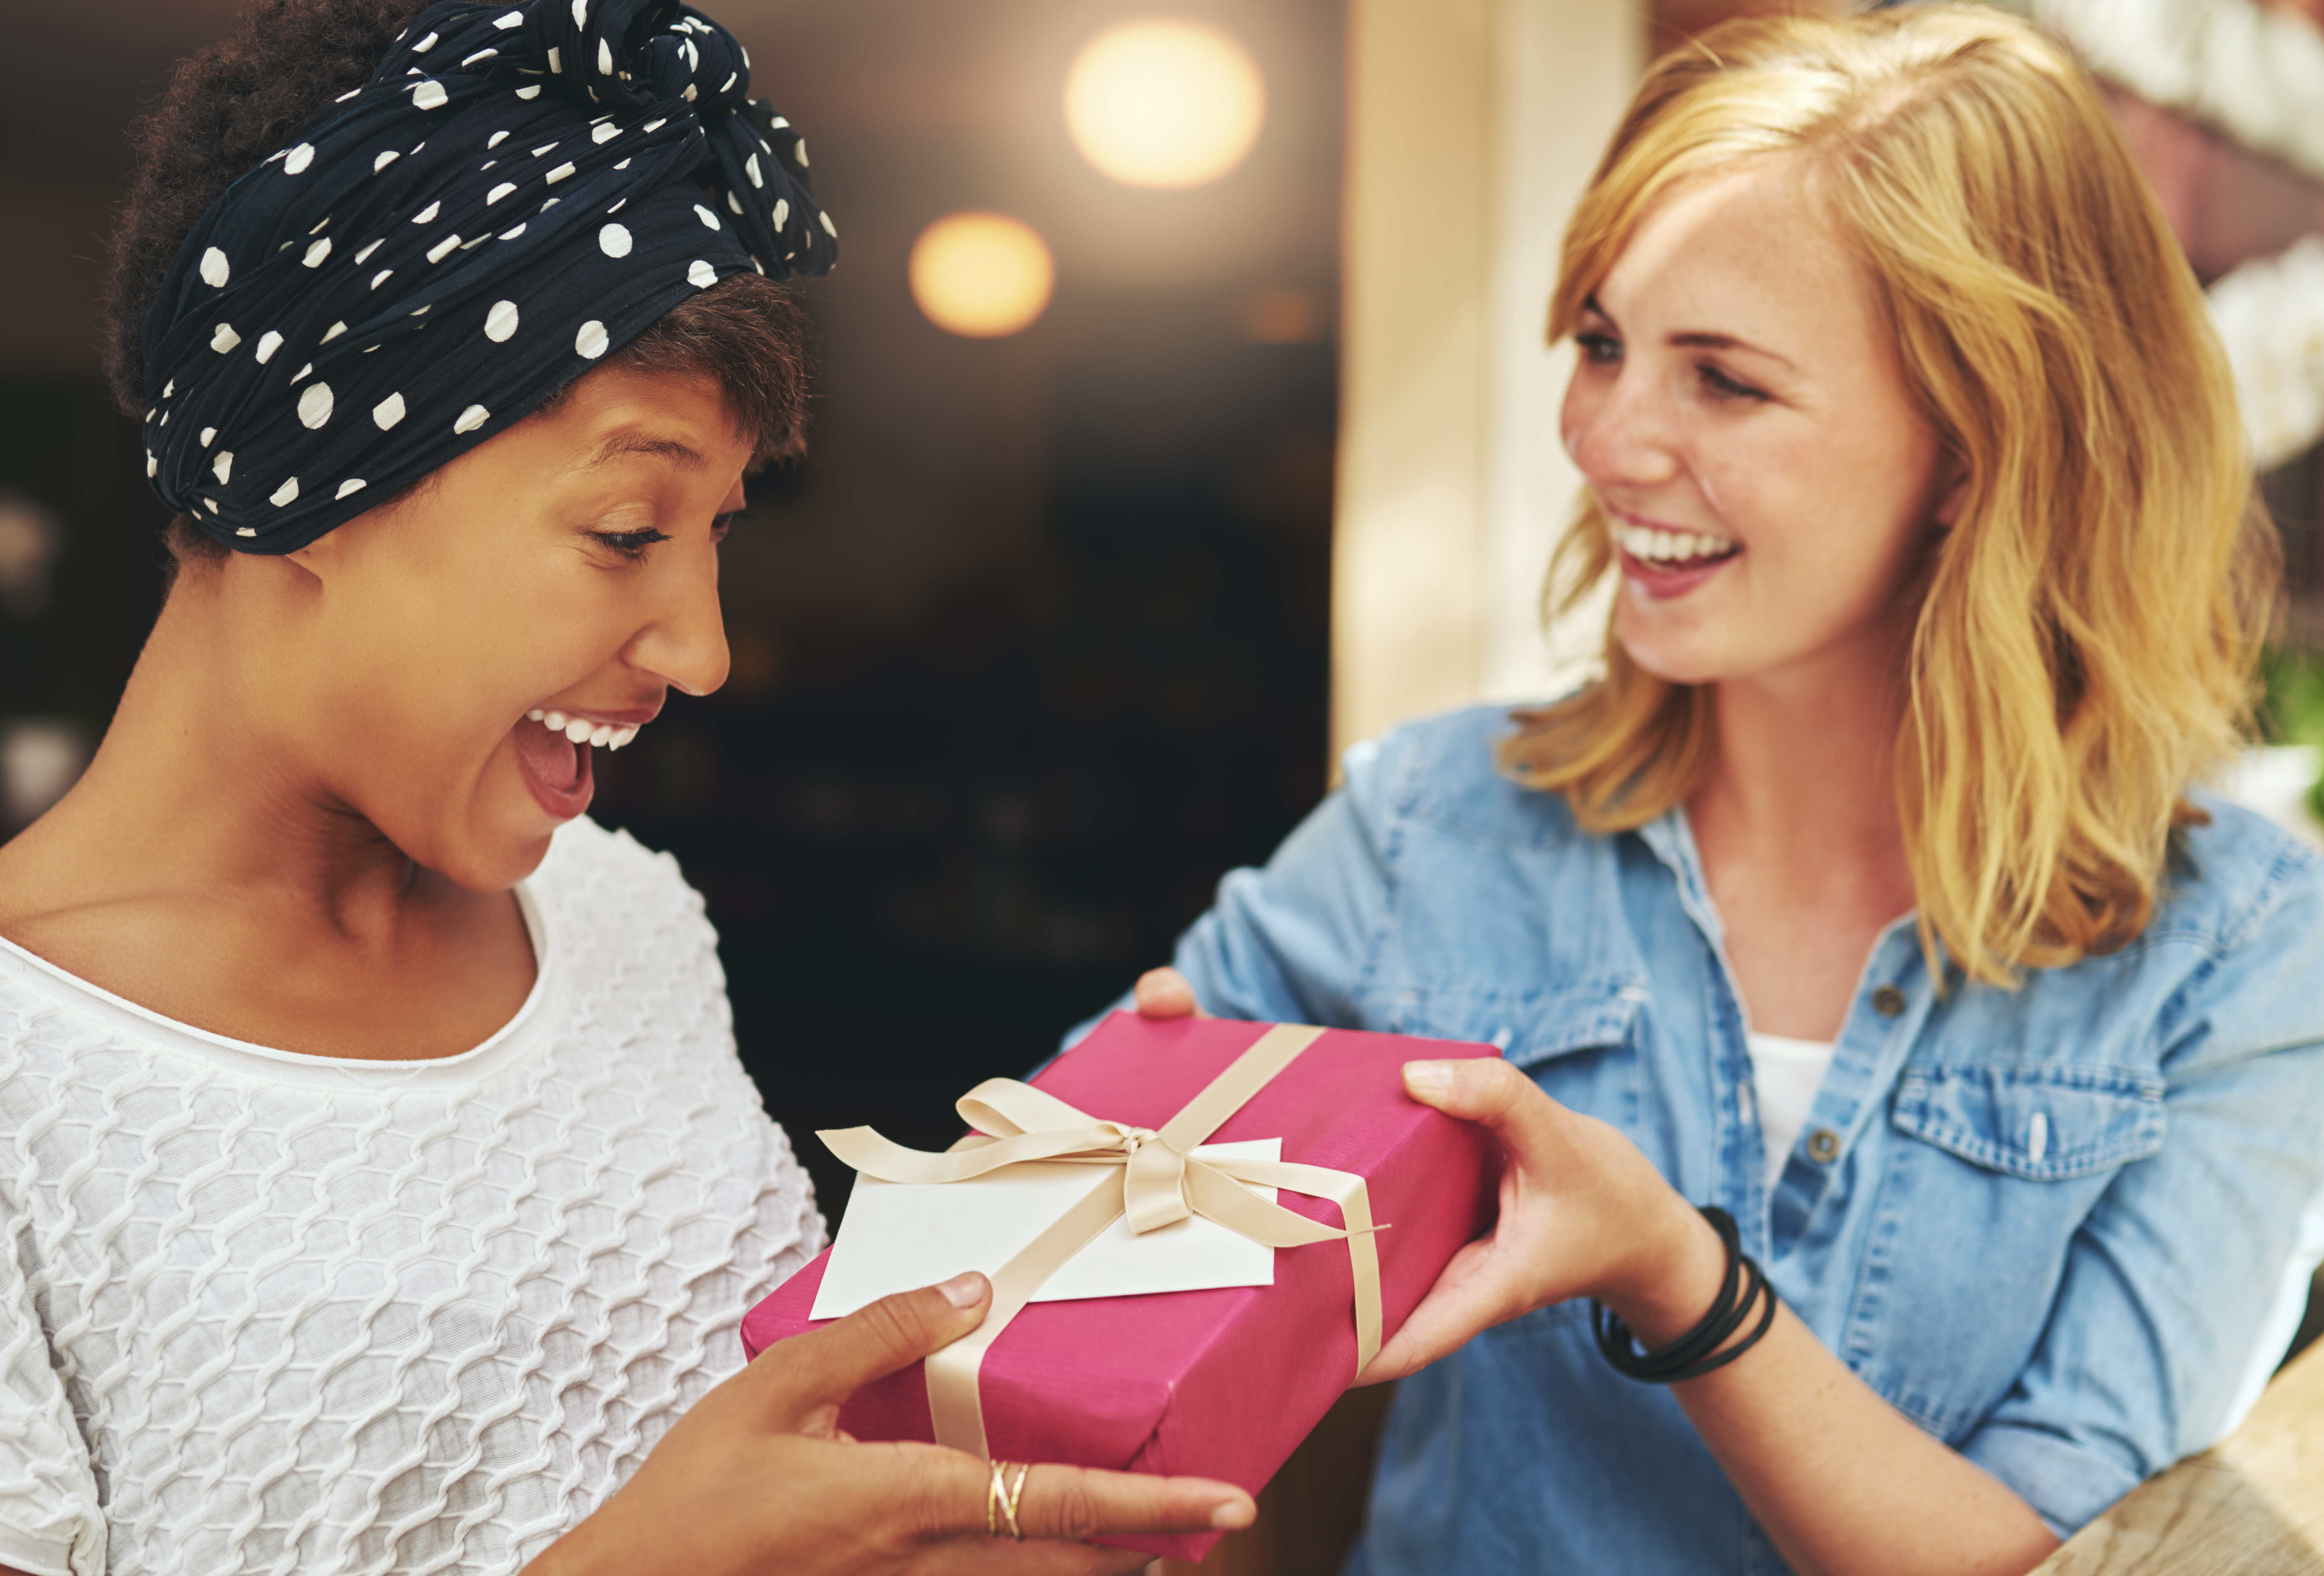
left=819, top=1023, right=1384, bottom=1457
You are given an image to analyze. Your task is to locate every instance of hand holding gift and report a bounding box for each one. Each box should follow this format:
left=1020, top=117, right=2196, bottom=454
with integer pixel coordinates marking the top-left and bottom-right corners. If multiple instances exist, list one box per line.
left=535, top=1272, right=1253, bottom=1576
left=743, top=1007, right=1503, bottom=1562
left=1134, top=967, right=1728, bottom=1378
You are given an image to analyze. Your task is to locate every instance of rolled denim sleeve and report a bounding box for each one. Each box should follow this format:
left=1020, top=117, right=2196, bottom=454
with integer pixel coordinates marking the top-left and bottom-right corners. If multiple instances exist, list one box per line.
left=1960, top=845, right=2324, bottom=1535
left=1164, top=734, right=1403, bottom=1027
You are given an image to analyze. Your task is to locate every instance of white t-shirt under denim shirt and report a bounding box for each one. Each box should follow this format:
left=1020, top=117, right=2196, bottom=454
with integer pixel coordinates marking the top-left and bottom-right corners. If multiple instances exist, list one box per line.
left=1743, top=1031, right=1839, bottom=1188
left=0, top=819, right=822, bottom=1576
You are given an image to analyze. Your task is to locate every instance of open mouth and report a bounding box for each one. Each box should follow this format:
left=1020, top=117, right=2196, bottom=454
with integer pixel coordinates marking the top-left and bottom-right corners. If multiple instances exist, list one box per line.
left=1612, top=521, right=1741, bottom=572
left=529, top=708, right=641, bottom=752
left=511, top=709, right=643, bottom=821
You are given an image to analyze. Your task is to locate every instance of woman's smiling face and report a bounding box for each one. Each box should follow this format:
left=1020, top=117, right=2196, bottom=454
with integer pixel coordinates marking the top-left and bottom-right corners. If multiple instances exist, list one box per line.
left=1561, top=155, right=1959, bottom=692
left=235, top=364, right=749, bottom=892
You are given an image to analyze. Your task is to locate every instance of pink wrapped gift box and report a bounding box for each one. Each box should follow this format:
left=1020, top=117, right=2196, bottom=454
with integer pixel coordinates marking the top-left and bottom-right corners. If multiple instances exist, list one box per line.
left=740, top=1011, right=1502, bottom=1562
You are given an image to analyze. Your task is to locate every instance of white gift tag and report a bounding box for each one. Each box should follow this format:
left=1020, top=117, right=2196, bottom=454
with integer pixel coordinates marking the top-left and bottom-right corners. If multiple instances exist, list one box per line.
left=810, top=1138, right=1281, bottom=1320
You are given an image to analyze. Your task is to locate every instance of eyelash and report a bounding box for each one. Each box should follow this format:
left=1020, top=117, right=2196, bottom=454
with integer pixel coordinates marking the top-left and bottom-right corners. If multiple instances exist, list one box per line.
left=1575, top=331, right=1767, bottom=403
left=1697, top=363, right=1766, bottom=402
left=1576, top=330, right=1622, bottom=365
left=589, top=527, right=672, bottom=560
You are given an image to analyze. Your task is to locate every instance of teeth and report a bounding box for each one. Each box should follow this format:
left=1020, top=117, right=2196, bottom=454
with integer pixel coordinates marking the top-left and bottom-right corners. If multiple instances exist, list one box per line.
left=1615, top=522, right=1735, bottom=564
left=530, top=710, right=645, bottom=749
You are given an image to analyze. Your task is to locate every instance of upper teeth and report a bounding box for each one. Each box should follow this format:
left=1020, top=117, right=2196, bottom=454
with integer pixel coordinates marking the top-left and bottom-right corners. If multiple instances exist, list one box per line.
left=528, top=708, right=640, bottom=750
left=1615, top=523, right=1736, bottom=563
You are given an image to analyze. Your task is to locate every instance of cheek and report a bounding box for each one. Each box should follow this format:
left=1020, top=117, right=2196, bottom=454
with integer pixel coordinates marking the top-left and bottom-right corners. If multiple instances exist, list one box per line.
left=1558, top=373, right=1600, bottom=467
left=327, top=556, right=603, bottom=760
left=1710, top=416, right=1935, bottom=584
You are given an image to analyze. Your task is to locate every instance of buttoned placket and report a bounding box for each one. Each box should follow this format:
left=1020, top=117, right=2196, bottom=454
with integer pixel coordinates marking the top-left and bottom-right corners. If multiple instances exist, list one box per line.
left=1764, top=927, right=1932, bottom=1259
left=1635, top=811, right=1774, bottom=1254
left=1636, top=810, right=1935, bottom=1261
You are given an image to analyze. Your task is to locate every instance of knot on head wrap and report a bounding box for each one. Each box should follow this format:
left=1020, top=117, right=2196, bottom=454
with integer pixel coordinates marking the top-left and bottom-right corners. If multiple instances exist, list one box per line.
left=139, top=0, right=836, bottom=554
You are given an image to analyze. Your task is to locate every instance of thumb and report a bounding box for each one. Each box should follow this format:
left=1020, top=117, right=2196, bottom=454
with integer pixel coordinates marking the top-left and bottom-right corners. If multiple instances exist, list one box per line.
left=1134, top=967, right=1210, bottom=1020
left=1402, top=1058, right=1557, bottom=1158
left=760, top=1272, right=991, bottom=1429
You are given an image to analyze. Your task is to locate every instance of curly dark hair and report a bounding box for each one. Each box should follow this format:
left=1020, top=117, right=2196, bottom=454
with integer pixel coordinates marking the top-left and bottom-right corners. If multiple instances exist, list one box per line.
left=101, top=0, right=814, bottom=567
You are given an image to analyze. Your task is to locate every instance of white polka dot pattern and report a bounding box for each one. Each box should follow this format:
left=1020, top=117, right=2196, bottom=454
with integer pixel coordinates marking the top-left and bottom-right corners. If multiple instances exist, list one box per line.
left=139, top=0, right=836, bottom=557
left=0, top=820, right=822, bottom=1576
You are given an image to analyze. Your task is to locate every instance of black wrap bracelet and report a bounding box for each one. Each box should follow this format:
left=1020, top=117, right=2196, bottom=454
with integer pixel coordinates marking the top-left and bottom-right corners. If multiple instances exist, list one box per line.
left=1590, top=1206, right=1779, bottom=1384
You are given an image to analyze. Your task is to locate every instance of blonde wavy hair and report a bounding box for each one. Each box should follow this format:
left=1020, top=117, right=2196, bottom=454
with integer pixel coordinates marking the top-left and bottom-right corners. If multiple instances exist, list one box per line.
left=1500, top=4, right=2279, bottom=987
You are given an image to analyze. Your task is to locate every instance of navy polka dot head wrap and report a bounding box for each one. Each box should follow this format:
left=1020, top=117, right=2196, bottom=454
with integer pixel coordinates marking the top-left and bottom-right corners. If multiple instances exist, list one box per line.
left=139, top=0, right=835, bottom=553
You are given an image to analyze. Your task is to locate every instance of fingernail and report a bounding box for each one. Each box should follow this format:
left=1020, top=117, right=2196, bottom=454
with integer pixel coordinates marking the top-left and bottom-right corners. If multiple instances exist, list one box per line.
left=1403, top=1061, right=1453, bottom=1096
left=939, top=1271, right=987, bottom=1308
left=1212, top=1498, right=1255, bottom=1529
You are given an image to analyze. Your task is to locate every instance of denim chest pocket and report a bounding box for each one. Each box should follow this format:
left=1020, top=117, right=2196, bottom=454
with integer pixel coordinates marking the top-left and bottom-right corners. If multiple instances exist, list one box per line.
left=1856, top=1061, right=2167, bottom=1437
left=1889, top=1063, right=2166, bottom=1180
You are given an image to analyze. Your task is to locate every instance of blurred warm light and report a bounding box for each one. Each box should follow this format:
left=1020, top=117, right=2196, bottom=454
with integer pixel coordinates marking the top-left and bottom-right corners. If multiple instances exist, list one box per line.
left=909, top=212, right=1055, bottom=338
left=1238, top=289, right=1325, bottom=345
left=1065, top=19, right=1265, bottom=189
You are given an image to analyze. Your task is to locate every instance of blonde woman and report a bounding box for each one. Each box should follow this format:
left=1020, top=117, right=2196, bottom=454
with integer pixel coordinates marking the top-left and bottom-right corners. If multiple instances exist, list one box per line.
left=1122, top=8, right=2324, bottom=1574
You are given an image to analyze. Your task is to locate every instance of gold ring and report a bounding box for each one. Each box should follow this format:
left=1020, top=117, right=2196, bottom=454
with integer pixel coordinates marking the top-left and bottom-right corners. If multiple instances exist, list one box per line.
left=987, top=1458, right=1029, bottom=1540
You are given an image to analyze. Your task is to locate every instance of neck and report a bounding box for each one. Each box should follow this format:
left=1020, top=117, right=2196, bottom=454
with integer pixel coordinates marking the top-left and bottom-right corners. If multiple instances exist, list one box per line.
left=10, top=571, right=421, bottom=935
left=1690, top=622, right=1915, bottom=897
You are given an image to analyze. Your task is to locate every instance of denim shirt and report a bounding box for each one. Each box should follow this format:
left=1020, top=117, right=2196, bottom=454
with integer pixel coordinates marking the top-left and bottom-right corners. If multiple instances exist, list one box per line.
left=1116, top=704, right=2324, bottom=1574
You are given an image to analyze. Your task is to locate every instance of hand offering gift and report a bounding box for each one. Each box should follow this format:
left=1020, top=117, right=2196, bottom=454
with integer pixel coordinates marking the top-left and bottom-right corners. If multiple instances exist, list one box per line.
left=741, top=1012, right=1502, bottom=1561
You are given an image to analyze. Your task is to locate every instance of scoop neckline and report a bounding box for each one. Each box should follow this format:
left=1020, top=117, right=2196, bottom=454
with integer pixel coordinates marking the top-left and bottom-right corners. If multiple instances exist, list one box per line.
left=0, top=878, right=555, bottom=1087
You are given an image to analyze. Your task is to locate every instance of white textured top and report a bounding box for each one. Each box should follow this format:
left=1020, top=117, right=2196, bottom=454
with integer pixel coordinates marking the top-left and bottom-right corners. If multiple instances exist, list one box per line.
left=0, top=820, right=822, bottom=1576
left=1743, top=1031, right=1837, bottom=1188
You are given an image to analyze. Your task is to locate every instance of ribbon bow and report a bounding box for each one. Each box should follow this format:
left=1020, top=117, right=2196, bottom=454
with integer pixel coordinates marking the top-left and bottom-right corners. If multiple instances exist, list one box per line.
left=820, top=1023, right=1384, bottom=1457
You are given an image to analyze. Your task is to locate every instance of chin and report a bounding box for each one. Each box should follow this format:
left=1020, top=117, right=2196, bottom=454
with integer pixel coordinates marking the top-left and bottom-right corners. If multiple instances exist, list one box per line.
left=1614, top=632, right=1729, bottom=689
left=366, top=771, right=569, bottom=895
left=445, top=825, right=562, bottom=893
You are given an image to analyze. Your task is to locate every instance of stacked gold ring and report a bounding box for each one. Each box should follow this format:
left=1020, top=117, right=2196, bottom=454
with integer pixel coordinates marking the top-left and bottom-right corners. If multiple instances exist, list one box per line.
left=986, top=1459, right=1031, bottom=1539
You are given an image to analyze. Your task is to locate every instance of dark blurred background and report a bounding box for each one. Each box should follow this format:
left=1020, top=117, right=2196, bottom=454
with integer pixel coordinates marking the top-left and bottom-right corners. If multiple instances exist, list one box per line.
left=0, top=0, right=1341, bottom=1216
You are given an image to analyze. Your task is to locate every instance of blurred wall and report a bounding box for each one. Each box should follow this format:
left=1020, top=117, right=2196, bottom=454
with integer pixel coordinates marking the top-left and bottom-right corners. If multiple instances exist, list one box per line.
left=1330, top=0, right=1639, bottom=759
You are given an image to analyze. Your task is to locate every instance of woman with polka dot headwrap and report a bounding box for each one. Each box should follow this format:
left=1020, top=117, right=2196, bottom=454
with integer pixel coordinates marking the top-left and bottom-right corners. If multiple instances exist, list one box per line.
left=0, top=2, right=1251, bottom=1572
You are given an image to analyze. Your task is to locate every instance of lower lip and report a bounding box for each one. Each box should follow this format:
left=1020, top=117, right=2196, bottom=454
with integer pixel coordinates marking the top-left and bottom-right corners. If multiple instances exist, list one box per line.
left=1618, top=546, right=1739, bottom=601
left=515, top=729, right=594, bottom=821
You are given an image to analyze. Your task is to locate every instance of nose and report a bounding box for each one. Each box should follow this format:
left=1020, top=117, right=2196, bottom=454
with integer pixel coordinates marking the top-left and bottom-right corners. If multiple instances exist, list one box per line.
left=625, top=537, right=731, bottom=697
left=1563, top=356, right=1681, bottom=492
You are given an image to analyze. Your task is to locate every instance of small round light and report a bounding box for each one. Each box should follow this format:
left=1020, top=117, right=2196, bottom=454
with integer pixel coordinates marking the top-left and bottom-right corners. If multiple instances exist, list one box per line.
left=908, top=212, right=1056, bottom=339
left=1064, top=19, right=1265, bottom=189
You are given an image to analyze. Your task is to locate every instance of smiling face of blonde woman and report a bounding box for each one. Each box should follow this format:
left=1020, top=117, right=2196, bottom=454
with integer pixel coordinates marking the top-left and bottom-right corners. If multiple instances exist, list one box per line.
left=1560, top=155, right=1962, bottom=696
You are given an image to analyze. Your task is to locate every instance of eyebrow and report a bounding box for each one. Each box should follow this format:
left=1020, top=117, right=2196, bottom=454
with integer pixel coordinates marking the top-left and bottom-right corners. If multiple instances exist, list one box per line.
left=581, top=430, right=709, bottom=471
left=1580, top=295, right=1798, bottom=370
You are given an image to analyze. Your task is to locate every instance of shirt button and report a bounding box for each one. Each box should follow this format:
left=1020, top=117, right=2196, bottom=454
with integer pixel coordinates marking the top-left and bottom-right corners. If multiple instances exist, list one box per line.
left=1872, top=984, right=1908, bottom=1017
left=1807, top=1128, right=1842, bottom=1164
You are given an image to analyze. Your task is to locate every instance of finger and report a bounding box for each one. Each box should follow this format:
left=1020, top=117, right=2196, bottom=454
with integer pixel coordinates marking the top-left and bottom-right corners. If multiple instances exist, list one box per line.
left=1353, top=1240, right=1516, bottom=1385
left=1133, top=967, right=1209, bottom=1020
left=761, top=1274, right=992, bottom=1427
left=919, top=1449, right=1253, bottom=1542
left=1402, top=1058, right=1562, bottom=1157
left=1014, top=1463, right=1253, bottom=1542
